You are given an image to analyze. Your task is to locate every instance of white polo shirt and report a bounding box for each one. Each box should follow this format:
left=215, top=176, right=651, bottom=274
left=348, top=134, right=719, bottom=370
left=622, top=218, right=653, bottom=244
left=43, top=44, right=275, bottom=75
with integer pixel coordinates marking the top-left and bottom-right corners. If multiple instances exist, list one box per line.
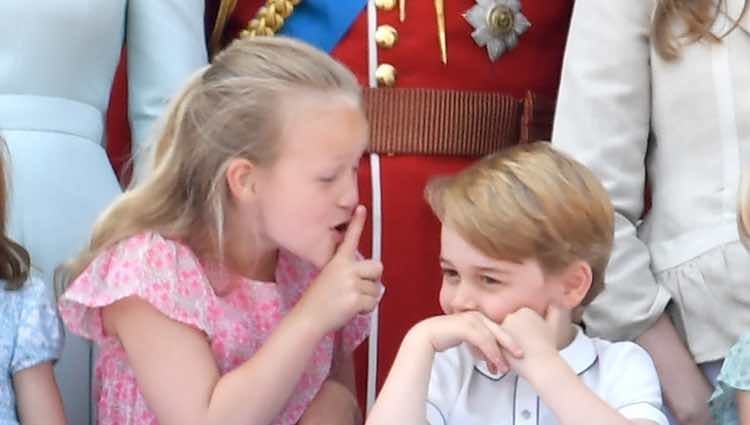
left=426, top=326, right=669, bottom=425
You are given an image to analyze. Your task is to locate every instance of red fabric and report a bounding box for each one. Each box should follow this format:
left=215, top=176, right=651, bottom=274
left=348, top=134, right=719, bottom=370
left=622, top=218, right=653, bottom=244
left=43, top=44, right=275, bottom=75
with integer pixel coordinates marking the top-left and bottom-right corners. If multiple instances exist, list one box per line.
left=106, top=50, right=132, bottom=185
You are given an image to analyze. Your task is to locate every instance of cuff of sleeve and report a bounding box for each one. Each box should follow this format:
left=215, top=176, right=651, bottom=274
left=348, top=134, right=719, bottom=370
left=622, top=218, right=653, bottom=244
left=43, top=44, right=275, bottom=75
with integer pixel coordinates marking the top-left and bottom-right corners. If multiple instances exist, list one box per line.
left=585, top=284, right=672, bottom=341
left=620, top=402, right=669, bottom=425
left=11, top=353, right=59, bottom=375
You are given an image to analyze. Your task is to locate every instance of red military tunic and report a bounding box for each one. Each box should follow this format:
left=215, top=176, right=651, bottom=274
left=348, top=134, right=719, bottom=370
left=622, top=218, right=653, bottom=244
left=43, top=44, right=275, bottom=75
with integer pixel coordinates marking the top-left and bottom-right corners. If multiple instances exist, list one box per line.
left=115, top=0, right=572, bottom=410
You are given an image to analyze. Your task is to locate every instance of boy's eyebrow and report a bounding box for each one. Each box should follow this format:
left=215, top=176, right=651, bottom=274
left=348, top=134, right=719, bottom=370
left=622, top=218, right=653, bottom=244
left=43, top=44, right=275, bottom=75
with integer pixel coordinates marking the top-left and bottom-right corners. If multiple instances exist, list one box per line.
left=439, top=257, right=512, bottom=275
left=475, top=265, right=511, bottom=275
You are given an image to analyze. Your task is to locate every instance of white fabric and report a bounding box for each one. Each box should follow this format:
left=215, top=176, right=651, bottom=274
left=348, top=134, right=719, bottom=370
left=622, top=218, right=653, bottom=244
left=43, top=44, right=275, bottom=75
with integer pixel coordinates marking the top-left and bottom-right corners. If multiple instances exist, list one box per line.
left=551, top=0, right=750, bottom=360
left=426, top=327, right=668, bottom=425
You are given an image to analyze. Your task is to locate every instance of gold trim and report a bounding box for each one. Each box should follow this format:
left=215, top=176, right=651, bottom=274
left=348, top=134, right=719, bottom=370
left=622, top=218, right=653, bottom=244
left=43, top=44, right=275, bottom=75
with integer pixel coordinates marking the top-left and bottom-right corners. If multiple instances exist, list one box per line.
left=240, top=0, right=303, bottom=39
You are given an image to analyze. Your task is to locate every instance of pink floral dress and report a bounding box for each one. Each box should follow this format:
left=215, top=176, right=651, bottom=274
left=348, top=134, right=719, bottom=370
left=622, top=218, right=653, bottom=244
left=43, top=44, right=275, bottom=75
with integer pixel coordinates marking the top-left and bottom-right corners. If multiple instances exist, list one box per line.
left=59, top=232, right=370, bottom=425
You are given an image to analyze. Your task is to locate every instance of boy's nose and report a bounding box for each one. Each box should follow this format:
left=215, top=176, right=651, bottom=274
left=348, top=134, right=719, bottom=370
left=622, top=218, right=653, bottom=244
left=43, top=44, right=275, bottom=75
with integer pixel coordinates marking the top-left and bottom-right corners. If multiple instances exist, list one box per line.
left=450, top=287, right=478, bottom=313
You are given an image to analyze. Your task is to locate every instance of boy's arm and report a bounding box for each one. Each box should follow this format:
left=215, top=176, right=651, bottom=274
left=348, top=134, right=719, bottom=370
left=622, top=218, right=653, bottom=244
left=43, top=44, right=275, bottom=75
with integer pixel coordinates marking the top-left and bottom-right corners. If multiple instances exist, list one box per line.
left=365, top=325, right=436, bottom=425
left=527, top=355, right=660, bottom=425
left=366, top=313, right=523, bottom=425
left=501, top=307, right=667, bottom=425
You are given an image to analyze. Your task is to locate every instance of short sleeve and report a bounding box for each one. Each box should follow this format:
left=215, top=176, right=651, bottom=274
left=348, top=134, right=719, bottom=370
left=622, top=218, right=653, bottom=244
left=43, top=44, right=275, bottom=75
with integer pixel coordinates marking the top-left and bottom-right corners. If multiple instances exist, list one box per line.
left=600, top=342, right=669, bottom=425
left=426, top=347, right=466, bottom=425
left=59, top=233, right=215, bottom=342
left=709, top=332, right=750, bottom=423
left=10, top=276, right=64, bottom=374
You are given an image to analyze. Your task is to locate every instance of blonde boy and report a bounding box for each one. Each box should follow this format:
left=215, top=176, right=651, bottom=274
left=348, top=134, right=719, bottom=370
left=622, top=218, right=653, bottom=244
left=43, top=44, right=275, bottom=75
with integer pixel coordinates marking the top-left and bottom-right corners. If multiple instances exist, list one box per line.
left=367, top=143, right=668, bottom=425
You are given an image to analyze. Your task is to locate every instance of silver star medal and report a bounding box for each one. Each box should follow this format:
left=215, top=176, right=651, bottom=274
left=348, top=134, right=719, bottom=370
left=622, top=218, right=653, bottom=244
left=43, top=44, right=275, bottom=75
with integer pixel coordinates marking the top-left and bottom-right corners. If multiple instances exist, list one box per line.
left=464, top=0, right=531, bottom=62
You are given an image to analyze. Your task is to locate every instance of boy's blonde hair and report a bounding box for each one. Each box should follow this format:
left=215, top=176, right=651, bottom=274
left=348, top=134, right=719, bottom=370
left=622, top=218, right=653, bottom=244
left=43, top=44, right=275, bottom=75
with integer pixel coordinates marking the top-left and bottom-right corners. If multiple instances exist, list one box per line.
left=60, top=36, right=362, bottom=286
left=425, top=142, right=614, bottom=306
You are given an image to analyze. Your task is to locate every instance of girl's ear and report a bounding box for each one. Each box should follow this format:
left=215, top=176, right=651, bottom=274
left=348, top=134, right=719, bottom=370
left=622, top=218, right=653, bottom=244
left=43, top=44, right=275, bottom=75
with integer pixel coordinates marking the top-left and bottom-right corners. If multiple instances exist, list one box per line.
left=225, top=158, right=257, bottom=202
left=556, top=260, right=593, bottom=310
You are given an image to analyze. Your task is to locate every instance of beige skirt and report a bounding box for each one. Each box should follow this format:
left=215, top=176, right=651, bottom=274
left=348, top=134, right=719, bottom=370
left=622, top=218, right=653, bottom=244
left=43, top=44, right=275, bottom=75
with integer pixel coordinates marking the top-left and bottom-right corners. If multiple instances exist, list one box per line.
left=658, top=240, right=750, bottom=363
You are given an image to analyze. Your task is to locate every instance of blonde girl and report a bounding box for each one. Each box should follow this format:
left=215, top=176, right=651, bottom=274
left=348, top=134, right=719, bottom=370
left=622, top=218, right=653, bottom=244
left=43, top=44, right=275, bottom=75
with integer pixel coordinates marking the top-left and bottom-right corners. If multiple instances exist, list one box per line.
left=0, top=139, right=66, bottom=425
left=58, top=36, right=382, bottom=425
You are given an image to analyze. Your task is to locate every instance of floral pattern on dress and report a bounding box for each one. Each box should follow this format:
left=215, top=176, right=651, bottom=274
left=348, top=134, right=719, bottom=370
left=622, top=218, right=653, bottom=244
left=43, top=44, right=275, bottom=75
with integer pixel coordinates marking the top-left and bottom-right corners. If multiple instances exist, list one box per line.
left=710, top=332, right=750, bottom=425
left=59, top=232, right=370, bottom=425
left=0, top=276, right=64, bottom=425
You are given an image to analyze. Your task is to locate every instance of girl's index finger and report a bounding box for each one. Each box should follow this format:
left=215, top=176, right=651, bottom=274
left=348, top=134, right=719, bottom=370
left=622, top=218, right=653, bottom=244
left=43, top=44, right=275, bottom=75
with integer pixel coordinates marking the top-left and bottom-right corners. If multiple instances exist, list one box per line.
left=336, top=205, right=366, bottom=258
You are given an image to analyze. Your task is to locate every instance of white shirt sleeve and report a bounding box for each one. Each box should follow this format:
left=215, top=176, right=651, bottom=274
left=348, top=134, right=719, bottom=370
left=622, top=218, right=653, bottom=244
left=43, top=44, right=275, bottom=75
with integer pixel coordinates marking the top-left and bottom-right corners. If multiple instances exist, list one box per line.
left=599, top=341, right=669, bottom=425
left=551, top=0, right=672, bottom=342
left=426, top=348, right=467, bottom=425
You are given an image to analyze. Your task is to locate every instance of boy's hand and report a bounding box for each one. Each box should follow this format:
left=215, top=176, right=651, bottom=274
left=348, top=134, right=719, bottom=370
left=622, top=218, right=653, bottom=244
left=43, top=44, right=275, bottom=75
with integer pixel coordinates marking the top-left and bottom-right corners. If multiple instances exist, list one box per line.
left=411, top=312, right=524, bottom=374
left=500, top=306, right=564, bottom=378
left=296, top=205, right=384, bottom=334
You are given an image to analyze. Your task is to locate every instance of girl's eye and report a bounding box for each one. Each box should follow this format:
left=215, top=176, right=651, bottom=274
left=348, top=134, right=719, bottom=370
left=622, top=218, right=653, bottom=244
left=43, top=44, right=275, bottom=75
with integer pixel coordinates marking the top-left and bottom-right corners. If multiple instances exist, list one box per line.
left=441, top=269, right=459, bottom=280
left=481, top=275, right=503, bottom=285
left=318, top=174, right=337, bottom=183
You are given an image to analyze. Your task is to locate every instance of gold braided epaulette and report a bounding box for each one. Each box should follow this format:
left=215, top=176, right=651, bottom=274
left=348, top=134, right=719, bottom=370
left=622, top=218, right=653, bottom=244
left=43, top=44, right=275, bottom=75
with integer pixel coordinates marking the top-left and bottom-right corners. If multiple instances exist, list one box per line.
left=240, top=0, right=303, bottom=38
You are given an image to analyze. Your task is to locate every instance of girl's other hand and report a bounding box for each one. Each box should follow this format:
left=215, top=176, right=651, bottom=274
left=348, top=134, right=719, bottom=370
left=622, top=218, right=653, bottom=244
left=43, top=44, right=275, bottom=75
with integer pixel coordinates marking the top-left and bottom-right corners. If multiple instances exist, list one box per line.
left=296, top=205, right=383, bottom=334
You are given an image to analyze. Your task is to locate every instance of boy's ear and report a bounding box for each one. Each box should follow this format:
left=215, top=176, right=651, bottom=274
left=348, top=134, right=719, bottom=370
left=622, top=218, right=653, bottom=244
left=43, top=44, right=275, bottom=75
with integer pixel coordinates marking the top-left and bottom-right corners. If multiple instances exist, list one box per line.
left=226, top=158, right=257, bottom=202
left=557, top=260, right=593, bottom=310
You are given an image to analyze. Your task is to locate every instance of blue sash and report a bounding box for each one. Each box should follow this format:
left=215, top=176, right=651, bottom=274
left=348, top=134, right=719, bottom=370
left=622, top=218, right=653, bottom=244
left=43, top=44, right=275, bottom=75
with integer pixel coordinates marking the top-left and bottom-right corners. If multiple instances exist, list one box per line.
left=279, top=0, right=367, bottom=52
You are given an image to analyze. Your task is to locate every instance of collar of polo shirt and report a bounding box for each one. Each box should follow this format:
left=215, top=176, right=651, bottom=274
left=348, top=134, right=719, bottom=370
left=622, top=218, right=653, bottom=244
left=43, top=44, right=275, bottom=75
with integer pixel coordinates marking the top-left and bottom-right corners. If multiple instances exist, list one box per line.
left=473, top=325, right=598, bottom=380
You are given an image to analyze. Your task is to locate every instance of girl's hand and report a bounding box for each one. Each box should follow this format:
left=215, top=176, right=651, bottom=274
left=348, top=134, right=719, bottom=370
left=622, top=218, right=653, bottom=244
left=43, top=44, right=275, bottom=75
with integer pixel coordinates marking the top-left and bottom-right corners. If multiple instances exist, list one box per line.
left=296, top=205, right=383, bottom=334
left=411, top=311, right=524, bottom=374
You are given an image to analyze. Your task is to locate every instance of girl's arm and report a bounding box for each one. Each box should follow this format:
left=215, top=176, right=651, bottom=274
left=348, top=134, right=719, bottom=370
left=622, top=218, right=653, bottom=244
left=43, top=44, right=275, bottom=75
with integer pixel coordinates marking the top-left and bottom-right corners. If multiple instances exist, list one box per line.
left=738, top=389, right=750, bottom=425
left=105, top=295, right=327, bottom=425
left=298, top=339, right=362, bottom=425
left=637, top=315, right=716, bottom=425
left=14, top=362, right=67, bottom=425
left=105, top=207, right=381, bottom=425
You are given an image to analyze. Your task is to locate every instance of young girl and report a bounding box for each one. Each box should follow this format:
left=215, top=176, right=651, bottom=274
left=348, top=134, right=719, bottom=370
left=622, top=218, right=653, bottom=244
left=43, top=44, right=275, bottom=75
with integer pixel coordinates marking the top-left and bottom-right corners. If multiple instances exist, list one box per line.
left=709, top=178, right=750, bottom=425
left=0, top=140, right=66, bottom=425
left=58, top=36, right=382, bottom=425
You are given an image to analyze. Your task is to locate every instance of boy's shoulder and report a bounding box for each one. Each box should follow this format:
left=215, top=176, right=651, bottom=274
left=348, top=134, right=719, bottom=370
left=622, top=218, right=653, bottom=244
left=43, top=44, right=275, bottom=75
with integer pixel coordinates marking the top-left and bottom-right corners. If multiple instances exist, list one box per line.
left=584, top=331, right=656, bottom=370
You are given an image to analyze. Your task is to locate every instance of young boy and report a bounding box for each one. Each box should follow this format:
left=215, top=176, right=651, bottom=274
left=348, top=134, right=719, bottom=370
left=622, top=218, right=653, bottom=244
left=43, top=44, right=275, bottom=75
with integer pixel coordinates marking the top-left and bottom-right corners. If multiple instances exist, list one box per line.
left=366, top=143, right=668, bottom=425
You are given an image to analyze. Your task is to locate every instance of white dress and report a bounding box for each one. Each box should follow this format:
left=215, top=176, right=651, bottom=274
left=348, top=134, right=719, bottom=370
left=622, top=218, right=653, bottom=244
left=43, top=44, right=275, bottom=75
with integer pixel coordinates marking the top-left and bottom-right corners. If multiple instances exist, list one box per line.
left=0, top=1, right=207, bottom=424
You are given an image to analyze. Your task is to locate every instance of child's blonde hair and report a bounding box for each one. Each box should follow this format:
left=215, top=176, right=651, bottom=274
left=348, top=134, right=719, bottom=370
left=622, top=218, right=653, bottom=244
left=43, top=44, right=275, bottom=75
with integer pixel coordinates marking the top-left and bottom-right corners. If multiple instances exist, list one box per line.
left=425, top=142, right=614, bottom=306
left=738, top=173, right=750, bottom=251
left=0, top=138, right=30, bottom=290
left=60, top=36, right=362, bottom=286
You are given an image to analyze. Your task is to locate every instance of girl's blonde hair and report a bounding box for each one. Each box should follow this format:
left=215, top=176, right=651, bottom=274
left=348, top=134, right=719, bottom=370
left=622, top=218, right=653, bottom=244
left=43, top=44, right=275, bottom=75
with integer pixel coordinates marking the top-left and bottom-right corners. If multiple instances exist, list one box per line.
left=653, top=0, right=748, bottom=60
left=425, top=143, right=614, bottom=306
left=0, top=138, right=30, bottom=290
left=59, top=36, right=362, bottom=287
left=739, top=174, right=750, bottom=251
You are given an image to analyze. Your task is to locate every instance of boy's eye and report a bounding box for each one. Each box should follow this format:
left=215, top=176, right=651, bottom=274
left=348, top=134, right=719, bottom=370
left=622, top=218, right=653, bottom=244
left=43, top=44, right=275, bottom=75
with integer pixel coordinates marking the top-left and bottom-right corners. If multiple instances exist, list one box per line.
left=481, top=275, right=503, bottom=285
